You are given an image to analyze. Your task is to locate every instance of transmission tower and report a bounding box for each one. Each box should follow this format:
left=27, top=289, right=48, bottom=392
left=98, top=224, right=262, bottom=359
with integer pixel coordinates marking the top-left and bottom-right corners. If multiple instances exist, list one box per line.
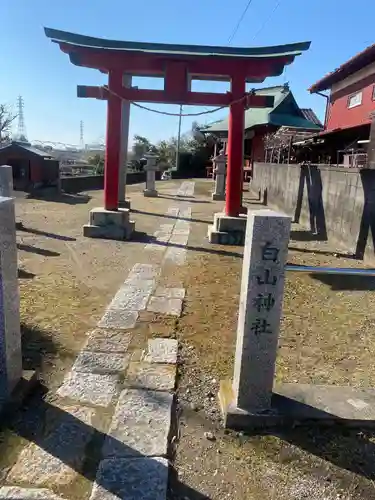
left=80, top=120, right=85, bottom=150
left=16, top=96, right=28, bottom=143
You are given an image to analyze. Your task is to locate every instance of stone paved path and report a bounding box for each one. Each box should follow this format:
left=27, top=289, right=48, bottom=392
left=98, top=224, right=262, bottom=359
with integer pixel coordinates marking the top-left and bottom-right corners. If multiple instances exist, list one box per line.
left=2, top=181, right=196, bottom=500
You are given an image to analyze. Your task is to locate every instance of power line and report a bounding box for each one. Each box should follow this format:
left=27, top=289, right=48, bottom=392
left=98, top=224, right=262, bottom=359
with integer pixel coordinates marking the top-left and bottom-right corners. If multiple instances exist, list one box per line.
left=251, top=0, right=282, bottom=42
left=228, top=0, right=256, bottom=44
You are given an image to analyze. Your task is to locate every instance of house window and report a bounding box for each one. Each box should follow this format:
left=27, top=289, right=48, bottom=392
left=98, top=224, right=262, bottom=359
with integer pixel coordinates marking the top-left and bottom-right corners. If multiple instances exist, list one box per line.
left=347, top=91, right=362, bottom=108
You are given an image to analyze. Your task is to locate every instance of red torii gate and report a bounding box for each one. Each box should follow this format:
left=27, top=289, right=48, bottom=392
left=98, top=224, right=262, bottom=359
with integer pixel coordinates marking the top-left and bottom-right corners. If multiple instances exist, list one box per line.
left=45, top=28, right=310, bottom=222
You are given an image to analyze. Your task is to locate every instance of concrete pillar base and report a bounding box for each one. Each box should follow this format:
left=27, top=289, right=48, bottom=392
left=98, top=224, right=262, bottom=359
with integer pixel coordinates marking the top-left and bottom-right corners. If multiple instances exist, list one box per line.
left=207, top=211, right=247, bottom=245
left=118, top=199, right=131, bottom=209
left=83, top=207, right=135, bottom=240
left=143, top=189, right=158, bottom=198
left=219, top=379, right=375, bottom=431
left=212, top=192, right=225, bottom=201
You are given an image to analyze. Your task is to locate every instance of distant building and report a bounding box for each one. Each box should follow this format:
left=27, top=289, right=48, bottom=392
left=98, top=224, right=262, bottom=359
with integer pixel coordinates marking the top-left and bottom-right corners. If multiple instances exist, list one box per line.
left=204, top=85, right=322, bottom=164
left=0, top=142, right=59, bottom=191
left=308, top=44, right=375, bottom=165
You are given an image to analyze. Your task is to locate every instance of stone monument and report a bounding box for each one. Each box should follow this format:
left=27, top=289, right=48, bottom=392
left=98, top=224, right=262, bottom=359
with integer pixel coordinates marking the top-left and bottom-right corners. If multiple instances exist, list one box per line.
left=0, top=165, right=13, bottom=198
left=0, top=197, right=23, bottom=412
left=220, top=208, right=375, bottom=430
left=212, top=151, right=226, bottom=201
left=143, top=154, right=159, bottom=198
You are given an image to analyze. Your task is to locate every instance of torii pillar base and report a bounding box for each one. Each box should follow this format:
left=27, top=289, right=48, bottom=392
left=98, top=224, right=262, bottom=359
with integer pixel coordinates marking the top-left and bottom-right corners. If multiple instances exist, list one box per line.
left=118, top=199, right=131, bottom=209
left=208, top=212, right=247, bottom=246
left=83, top=207, right=135, bottom=240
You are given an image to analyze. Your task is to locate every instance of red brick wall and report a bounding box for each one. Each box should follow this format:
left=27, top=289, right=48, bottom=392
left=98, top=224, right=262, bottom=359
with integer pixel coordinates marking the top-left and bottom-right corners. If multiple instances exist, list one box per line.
left=327, top=76, right=375, bottom=131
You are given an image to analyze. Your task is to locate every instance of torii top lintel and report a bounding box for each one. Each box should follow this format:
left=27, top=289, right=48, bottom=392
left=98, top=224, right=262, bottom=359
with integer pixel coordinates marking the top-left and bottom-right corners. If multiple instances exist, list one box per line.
left=45, top=28, right=310, bottom=106
left=45, top=28, right=311, bottom=107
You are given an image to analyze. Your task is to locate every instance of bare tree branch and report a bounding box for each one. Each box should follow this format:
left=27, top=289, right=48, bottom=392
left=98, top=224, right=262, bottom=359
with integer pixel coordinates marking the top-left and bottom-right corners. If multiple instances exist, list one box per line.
left=0, top=104, right=17, bottom=144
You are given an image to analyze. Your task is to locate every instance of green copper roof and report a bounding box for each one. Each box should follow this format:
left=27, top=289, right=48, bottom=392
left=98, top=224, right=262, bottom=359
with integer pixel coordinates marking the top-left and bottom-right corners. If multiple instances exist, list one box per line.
left=44, top=27, right=310, bottom=59
left=204, top=86, right=322, bottom=134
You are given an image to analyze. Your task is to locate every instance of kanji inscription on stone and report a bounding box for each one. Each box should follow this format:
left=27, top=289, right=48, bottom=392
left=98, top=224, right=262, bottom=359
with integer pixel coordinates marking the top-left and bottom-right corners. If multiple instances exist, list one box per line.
left=233, top=209, right=291, bottom=412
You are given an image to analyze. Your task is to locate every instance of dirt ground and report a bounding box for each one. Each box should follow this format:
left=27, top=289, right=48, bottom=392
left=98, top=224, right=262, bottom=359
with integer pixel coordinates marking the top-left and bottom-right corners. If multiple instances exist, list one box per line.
left=1, top=179, right=375, bottom=499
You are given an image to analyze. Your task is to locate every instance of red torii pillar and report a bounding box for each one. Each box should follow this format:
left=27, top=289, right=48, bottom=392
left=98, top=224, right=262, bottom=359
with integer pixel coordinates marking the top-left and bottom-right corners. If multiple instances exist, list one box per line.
left=105, top=72, right=122, bottom=211
left=226, top=75, right=246, bottom=217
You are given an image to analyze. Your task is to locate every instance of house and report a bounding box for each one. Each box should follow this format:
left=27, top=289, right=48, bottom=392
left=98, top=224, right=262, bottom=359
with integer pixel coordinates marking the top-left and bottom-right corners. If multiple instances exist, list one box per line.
left=308, top=43, right=375, bottom=165
left=204, top=85, right=322, bottom=164
left=0, top=141, right=60, bottom=191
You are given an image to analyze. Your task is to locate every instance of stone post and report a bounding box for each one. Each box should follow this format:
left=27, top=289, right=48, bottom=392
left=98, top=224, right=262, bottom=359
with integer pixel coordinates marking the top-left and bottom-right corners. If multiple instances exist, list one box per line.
left=219, top=209, right=291, bottom=426
left=0, top=196, right=22, bottom=411
left=143, top=154, right=159, bottom=198
left=0, top=165, right=13, bottom=197
left=212, top=152, right=227, bottom=201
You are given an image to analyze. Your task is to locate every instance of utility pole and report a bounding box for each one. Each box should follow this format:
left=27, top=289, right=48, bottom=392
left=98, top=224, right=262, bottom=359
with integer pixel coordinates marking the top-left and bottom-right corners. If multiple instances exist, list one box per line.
left=175, top=104, right=183, bottom=171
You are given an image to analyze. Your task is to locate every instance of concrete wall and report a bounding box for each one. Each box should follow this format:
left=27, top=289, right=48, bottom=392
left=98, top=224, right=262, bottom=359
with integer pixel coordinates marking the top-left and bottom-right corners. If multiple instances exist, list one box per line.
left=251, top=162, right=375, bottom=263
left=60, top=172, right=147, bottom=193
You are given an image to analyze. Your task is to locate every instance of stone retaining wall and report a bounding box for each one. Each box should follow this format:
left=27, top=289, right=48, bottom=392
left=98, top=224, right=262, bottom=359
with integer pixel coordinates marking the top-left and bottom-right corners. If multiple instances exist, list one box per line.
left=251, top=162, right=375, bottom=264
left=60, top=172, right=147, bottom=193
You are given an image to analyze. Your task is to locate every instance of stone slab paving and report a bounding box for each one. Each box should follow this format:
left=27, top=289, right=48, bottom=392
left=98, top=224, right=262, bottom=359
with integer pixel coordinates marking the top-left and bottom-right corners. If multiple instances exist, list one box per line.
left=163, top=247, right=187, bottom=265
left=73, top=351, right=130, bottom=375
left=108, top=285, right=153, bottom=312
left=176, top=181, right=195, bottom=197
left=155, top=287, right=186, bottom=299
left=57, top=372, right=120, bottom=407
left=165, top=207, right=179, bottom=217
left=102, top=389, right=173, bottom=458
left=127, top=362, right=176, bottom=391
left=127, top=263, right=160, bottom=281
left=145, top=339, right=178, bottom=364
left=0, top=487, right=66, bottom=499
left=84, top=328, right=133, bottom=354
left=159, top=224, right=174, bottom=233
left=169, top=233, right=189, bottom=246
left=97, top=309, right=139, bottom=330
left=8, top=406, right=95, bottom=487
left=89, top=457, right=169, bottom=500
left=147, top=296, right=183, bottom=317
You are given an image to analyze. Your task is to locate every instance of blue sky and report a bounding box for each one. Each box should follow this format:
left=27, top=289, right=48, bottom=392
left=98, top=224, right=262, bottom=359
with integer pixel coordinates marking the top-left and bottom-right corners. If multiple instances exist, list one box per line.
left=1, top=0, right=374, bottom=147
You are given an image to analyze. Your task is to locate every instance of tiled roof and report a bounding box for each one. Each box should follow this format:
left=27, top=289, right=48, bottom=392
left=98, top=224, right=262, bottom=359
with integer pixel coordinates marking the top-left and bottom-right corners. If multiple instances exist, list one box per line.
left=204, top=86, right=322, bottom=134
left=300, top=108, right=323, bottom=127
left=309, top=43, right=375, bottom=93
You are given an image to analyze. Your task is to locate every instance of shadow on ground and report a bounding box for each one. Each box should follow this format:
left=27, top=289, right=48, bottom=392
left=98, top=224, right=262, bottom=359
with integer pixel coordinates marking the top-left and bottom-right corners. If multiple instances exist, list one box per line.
left=156, top=195, right=211, bottom=204
left=3, top=388, right=210, bottom=499
left=21, top=323, right=74, bottom=372
left=27, top=192, right=91, bottom=205
left=17, top=243, right=60, bottom=258
left=18, top=269, right=35, bottom=280
left=17, top=224, right=76, bottom=242
left=131, top=233, right=243, bottom=259
left=276, top=425, right=375, bottom=495
left=310, top=272, right=375, bottom=291
left=131, top=208, right=210, bottom=225
left=288, top=245, right=355, bottom=259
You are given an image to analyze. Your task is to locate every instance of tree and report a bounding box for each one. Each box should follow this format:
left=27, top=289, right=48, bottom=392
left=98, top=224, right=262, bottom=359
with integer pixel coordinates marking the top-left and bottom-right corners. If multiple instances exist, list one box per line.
left=87, top=153, right=105, bottom=175
left=0, top=104, right=17, bottom=144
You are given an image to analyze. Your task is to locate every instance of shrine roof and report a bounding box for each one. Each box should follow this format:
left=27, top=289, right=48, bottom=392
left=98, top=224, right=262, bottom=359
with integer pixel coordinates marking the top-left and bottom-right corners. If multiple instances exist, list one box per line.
left=309, top=43, right=375, bottom=92
left=44, top=28, right=310, bottom=60
left=204, top=86, right=322, bottom=134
